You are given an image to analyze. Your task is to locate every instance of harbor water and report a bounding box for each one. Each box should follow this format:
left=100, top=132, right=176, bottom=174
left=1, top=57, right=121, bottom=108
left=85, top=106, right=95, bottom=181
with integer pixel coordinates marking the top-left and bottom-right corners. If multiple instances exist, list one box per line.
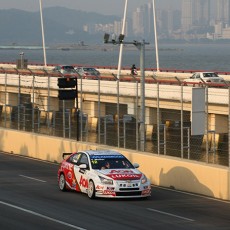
left=1, top=43, right=230, bottom=72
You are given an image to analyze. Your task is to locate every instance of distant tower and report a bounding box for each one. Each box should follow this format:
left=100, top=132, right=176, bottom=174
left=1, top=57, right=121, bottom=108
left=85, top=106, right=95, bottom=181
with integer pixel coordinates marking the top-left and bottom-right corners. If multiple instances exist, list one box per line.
left=181, top=0, right=194, bottom=32
left=132, top=3, right=154, bottom=39
left=181, top=0, right=210, bottom=32
left=195, top=0, right=210, bottom=26
left=147, top=2, right=153, bottom=40
left=216, top=0, right=230, bottom=26
left=132, top=7, right=144, bottom=36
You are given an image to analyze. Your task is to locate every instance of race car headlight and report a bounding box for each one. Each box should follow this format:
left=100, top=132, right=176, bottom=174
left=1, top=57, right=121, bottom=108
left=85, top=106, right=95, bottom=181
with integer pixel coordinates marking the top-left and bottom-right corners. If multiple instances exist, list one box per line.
left=99, top=176, right=113, bottom=185
left=141, top=175, right=148, bottom=184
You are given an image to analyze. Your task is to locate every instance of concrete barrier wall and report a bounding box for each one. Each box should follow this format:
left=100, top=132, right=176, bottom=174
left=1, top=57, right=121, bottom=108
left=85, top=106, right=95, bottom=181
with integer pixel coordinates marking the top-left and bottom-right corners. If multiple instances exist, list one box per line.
left=1, top=127, right=229, bottom=201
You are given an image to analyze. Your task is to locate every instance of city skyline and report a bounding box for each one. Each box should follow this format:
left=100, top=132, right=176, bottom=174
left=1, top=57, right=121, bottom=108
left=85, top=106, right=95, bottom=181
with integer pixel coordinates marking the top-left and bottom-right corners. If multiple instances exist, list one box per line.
left=1, top=0, right=230, bottom=42
left=129, top=0, right=230, bottom=41
left=1, top=0, right=181, bottom=15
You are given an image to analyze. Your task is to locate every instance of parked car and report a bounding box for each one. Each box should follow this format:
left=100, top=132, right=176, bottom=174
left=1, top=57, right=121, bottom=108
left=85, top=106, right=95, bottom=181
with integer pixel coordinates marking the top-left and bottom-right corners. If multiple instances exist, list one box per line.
left=75, top=67, right=100, bottom=79
left=52, top=65, right=77, bottom=75
left=183, top=72, right=224, bottom=84
left=58, top=150, right=151, bottom=199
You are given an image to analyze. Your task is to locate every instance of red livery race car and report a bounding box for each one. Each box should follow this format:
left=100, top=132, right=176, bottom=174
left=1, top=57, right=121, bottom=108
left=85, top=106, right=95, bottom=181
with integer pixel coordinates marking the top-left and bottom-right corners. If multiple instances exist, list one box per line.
left=58, top=150, right=151, bottom=199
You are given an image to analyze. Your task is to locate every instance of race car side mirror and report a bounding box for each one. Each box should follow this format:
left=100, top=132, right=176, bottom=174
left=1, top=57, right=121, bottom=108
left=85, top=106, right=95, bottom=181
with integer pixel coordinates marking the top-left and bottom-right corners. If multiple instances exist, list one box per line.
left=133, top=163, right=139, bottom=168
left=79, top=164, right=87, bottom=169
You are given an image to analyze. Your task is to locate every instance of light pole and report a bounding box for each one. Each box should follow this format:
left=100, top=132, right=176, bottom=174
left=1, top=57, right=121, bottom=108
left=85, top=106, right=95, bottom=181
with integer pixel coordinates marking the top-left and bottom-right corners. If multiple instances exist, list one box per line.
left=117, top=0, right=128, bottom=80
left=39, top=0, right=47, bottom=67
left=104, top=34, right=149, bottom=151
left=116, top=0, right=128, bottom=148
left=137, top=40, right=146, bottom=151
left=130, top=74, right=139, bottom=150
left=19, top=52, right=24, bottom=69
left=151, top=75, right=160, bottom=154
left=152, top=0, right=160, bottom=72
left=175, top=77, right=184, bottom=158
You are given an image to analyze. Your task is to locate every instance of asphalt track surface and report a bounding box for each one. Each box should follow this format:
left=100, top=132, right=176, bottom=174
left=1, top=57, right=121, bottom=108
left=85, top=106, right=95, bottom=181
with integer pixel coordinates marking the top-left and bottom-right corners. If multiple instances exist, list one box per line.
left=1, top=152, right=230, bottom=230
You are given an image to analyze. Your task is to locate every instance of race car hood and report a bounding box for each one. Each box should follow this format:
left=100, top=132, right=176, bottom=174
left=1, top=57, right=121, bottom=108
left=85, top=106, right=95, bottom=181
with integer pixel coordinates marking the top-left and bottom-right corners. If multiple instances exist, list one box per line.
left=100, top=168, right=142, bottom=180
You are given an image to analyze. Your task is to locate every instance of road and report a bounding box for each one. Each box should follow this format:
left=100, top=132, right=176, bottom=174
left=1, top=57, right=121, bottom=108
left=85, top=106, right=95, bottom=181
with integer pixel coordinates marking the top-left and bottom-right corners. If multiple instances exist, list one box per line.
left=0, top=151, right=230, bottom=230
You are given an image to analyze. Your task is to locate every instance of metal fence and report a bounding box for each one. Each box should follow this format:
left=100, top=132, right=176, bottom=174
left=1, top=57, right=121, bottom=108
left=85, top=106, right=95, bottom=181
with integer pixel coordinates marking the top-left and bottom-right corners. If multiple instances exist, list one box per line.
left=0, top=68, right=229, bottom=167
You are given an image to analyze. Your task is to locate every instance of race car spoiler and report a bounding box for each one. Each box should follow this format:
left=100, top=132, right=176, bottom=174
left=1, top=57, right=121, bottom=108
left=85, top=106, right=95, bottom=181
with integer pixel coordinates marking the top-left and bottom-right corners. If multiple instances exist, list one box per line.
left=62, top=152, right=72, bottom=159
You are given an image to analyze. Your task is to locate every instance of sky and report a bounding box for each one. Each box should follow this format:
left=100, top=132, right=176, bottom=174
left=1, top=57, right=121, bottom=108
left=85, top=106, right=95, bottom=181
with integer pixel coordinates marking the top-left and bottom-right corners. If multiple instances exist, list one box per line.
left=0, top=0, right=181, bottom=15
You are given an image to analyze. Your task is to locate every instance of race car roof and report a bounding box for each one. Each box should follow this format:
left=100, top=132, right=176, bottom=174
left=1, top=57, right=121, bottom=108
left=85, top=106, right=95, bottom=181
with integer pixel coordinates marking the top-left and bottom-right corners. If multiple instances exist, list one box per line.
left=84, top=150, right=123, bottom=156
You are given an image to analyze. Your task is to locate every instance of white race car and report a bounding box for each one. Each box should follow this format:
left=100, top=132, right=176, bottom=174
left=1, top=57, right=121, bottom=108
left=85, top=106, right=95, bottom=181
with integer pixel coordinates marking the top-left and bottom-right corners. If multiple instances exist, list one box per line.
left=58, top=150, right=151, bottom=199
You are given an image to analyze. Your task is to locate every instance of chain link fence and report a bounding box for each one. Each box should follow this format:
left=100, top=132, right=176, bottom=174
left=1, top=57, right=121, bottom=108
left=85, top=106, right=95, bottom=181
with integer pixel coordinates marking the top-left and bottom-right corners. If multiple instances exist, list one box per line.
left=0, top=68, right=229, bottom=167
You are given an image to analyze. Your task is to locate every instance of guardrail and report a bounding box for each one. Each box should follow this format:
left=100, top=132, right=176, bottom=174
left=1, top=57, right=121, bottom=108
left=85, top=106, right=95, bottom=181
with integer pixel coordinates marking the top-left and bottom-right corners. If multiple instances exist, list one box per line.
left=0, top=66, right=228, bottom=88
left=2, top=61, right=230, bottom=75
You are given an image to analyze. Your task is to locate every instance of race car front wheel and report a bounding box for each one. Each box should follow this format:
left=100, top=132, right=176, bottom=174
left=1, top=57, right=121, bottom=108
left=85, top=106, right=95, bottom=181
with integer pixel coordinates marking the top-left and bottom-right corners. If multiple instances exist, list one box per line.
left=87, top=180, right=95, bottom=199
left=59, top=174, right=67, bottom=191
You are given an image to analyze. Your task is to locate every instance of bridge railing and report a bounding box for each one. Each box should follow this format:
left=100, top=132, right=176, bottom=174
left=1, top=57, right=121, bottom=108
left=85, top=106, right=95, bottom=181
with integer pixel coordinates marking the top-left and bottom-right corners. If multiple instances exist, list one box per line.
left=0, top=69, right=229, bottom=167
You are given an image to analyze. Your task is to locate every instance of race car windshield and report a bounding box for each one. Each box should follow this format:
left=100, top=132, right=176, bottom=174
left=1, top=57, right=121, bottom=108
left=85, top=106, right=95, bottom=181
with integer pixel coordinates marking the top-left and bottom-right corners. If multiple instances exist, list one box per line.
left=90, top=156, right=134, bottom=170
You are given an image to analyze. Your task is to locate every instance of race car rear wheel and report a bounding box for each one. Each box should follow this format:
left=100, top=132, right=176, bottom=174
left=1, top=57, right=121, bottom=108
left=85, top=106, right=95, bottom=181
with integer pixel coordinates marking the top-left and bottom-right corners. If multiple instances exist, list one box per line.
left=59, top=174, right=67, bottom=191
left=87, top=180, right=95, bottom=199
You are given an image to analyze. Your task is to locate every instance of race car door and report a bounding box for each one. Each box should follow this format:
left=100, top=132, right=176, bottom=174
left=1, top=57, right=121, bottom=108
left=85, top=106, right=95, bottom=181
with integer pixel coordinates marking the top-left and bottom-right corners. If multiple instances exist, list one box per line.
left=73, top=152, right=90, bottom=194
left=62, top=153, right=81, bottom=191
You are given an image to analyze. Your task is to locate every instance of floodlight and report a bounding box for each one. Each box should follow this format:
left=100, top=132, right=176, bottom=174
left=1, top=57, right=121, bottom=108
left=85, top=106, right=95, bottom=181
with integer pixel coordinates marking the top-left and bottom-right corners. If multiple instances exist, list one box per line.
left=118, top=34, right=125, bottom=43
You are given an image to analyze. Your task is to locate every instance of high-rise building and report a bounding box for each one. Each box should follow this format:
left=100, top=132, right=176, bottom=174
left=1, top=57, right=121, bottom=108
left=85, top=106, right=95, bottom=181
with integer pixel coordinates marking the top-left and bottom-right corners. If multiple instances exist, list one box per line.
left=195, top=0, right=210, bottom=26
left=132, top=7, right=144, bottom=36
left=216, top=0, right=230, bottom=26
left=181, top=0, right=193, bottom=31
left=132, top=1, right=181, bottom=40
left=147, top=2, right=153, bottom=39
left=132, top=3, right=153, bottom=39
left=181, top=0, right=210, bottom=32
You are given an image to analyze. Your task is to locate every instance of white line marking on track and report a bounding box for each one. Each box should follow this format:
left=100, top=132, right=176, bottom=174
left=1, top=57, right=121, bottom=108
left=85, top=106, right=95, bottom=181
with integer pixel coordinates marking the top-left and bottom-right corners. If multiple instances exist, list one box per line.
left=0, top=201, right=87, bottom=230
left=19, top=174, right=46, bottom=183
left=147, top=208, right=195, bottom=222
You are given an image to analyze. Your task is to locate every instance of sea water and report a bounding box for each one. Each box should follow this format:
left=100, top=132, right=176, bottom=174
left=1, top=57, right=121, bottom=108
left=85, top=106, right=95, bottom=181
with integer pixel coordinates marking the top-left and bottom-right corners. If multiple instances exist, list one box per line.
left=1, top=43, right=230, bottom=72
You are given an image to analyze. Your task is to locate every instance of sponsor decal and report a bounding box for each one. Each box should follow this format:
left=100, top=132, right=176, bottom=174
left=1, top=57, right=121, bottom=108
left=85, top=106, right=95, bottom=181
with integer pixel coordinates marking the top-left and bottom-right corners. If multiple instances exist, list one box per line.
left=62, top=162, right=73, bottom=171
left=67, top=172, right=72, bottom=179
left=103, top=190, right=116, bottom=196
left=90, top=155, right=124, bottom=159
left=110, top=170, right=134, bottom=174
left=79, top=175, right=88, bottom=188
left=96, top=185, right=104, bottom=190
left=107, top=173, right=142, bottom=180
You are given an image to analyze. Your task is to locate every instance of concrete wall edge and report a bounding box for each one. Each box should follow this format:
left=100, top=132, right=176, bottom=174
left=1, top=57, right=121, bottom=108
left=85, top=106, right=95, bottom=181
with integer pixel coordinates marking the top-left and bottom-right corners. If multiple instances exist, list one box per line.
left=0, top=128, right=229, bottom=201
